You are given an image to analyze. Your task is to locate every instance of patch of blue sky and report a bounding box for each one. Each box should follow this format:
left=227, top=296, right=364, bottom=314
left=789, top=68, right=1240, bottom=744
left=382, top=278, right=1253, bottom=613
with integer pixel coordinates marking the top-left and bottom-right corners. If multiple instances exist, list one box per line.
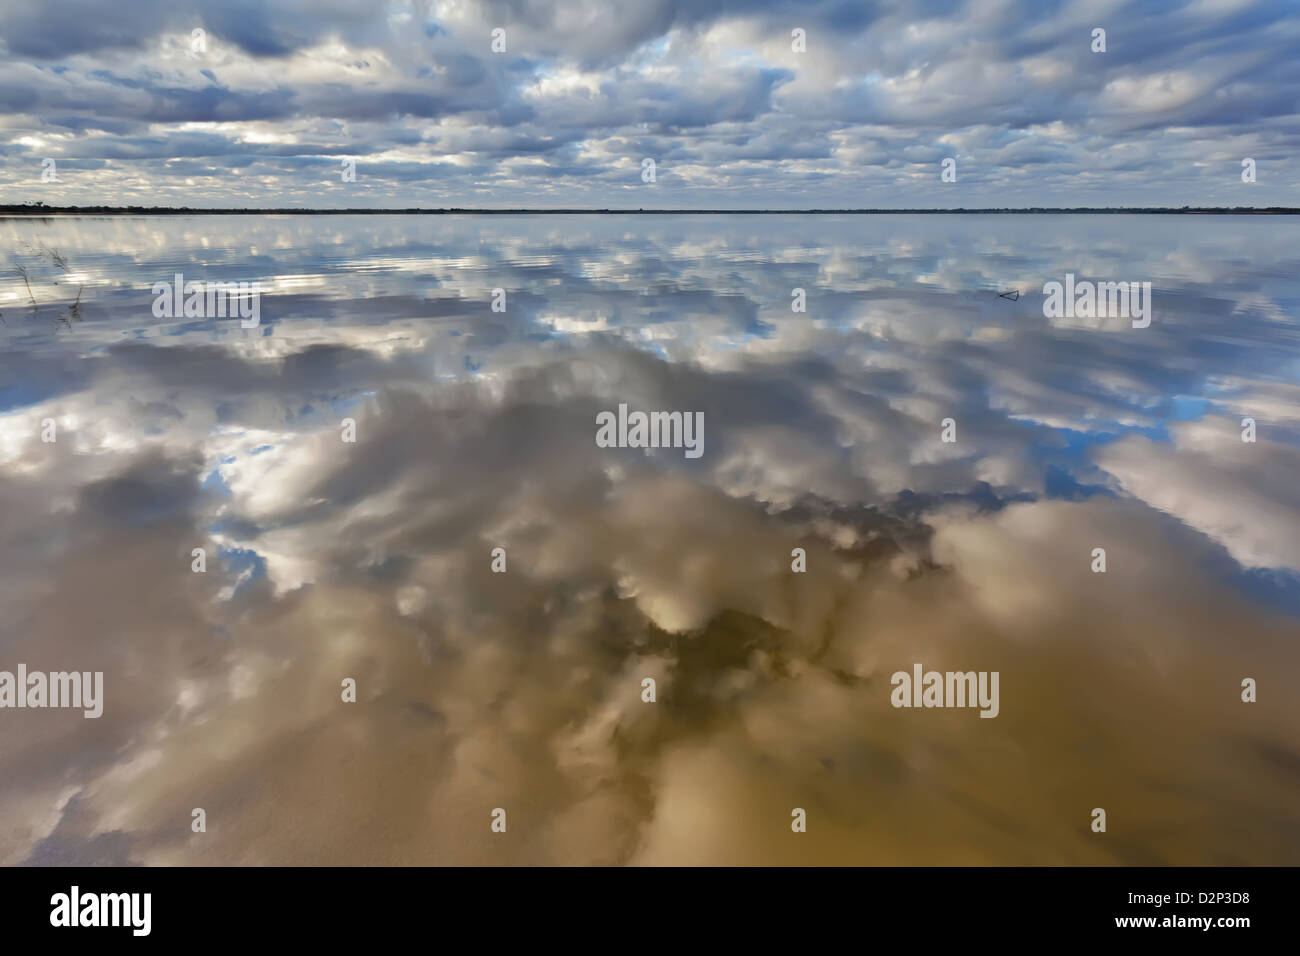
left=1166, top=394, right=1210, bottom=421
left=329, top=391, right=374, bottom=417
left=217, top=545, right=268, bottom=596
left=1016, top=421, right=1135, bottom=500
left=200, top=468, right=233, bottom=496
left=1232, top=566, right=1300, bottom=616
left=0, top=381, right=65, bottom=411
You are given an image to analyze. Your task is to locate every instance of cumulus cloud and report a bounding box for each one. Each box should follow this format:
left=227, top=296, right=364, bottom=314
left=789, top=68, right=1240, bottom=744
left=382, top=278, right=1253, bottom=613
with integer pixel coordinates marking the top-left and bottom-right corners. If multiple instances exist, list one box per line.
left=0, top=0, right=1296, bottom=206
left=1097, top=416, right=1300, bottom=571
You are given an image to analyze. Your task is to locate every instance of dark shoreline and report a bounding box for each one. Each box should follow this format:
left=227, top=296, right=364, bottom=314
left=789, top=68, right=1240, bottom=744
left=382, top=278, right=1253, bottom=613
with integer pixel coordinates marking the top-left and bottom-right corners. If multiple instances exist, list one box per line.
left=2, top=205, right=1298, bottom=217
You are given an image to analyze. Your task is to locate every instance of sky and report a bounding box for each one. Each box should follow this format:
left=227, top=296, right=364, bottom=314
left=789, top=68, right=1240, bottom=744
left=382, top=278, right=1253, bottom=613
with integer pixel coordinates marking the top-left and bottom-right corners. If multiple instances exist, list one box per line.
left=1, top=0, right=1298, bottom=208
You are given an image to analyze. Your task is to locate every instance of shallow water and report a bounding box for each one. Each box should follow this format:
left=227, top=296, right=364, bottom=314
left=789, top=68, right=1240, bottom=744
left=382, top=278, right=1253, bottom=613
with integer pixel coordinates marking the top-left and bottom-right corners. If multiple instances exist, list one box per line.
left=1, top=214, right=1298, bottom=864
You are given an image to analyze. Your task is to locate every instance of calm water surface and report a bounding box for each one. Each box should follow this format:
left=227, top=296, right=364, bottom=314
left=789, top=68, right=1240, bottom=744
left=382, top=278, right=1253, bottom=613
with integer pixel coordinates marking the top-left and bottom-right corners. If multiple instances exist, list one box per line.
left=1, top=214, right=1298, bottom=864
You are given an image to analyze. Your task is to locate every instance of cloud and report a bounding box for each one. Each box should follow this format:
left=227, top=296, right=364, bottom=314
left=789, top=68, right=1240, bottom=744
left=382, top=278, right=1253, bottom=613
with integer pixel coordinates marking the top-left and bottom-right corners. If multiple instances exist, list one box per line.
left=1096, top=416, right=1300, bottom=571
left=0, top=0, right=1296, bottom=206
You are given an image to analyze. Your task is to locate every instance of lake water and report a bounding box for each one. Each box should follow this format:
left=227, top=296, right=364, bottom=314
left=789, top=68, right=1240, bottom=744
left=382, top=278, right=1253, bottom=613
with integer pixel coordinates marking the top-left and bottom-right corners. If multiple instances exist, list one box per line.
left=2, top=214, right=1298, bottom=864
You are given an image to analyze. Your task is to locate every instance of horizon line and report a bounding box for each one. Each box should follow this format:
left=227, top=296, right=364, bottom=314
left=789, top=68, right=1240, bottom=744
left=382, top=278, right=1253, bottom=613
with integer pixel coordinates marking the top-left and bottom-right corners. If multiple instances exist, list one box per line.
left=3, top=204, right=1299, bottom=216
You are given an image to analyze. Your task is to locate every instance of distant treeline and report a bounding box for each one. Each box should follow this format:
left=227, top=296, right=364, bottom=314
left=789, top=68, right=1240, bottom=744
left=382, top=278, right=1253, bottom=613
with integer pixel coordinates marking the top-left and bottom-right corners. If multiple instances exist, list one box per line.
left=2, top=204, right=1298, bottom=215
